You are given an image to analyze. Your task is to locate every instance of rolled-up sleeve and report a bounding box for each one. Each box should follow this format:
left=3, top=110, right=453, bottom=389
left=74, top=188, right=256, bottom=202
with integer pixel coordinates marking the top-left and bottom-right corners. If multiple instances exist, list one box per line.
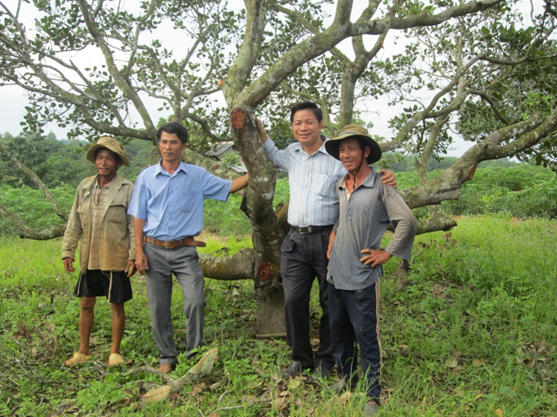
left=263, top=138, right=291, bottom=172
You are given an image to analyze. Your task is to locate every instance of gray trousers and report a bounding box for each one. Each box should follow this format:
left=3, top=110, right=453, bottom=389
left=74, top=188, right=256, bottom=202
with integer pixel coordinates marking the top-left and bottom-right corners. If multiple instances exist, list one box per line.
left=144, top=243, right=206, bottom=364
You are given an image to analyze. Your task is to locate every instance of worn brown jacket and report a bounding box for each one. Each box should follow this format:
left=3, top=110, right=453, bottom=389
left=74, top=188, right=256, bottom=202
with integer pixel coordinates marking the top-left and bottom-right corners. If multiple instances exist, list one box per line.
left=61, top=174, right=135, bottom=271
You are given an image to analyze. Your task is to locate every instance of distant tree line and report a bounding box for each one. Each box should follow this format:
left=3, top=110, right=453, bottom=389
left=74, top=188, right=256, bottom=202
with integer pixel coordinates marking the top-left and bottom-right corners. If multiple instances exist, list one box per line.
left=1, top=131, right=525, bottom=191
left=380, top=152, right=519, bottom=173
left=0, top=132, right=153, bottom=188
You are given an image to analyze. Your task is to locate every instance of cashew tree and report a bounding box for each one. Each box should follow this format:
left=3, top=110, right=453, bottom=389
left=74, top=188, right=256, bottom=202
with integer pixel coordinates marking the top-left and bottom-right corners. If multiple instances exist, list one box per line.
left=1, top=0, right=556, bottom=334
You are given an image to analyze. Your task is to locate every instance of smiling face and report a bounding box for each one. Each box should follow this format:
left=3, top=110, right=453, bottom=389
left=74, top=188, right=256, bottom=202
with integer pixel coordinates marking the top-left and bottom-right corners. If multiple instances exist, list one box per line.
left=292, top=109, right=323, bottom=152
left=158, top=131, right=187, bottom=165
left=338, top=138, right=370, bottom=175
left=95, top=148, right=121, bottom=182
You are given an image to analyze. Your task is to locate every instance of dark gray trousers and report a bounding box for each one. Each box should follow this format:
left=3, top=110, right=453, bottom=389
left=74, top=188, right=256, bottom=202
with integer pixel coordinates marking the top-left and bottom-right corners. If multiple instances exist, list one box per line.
left=281, top=229, right=334, bottom=370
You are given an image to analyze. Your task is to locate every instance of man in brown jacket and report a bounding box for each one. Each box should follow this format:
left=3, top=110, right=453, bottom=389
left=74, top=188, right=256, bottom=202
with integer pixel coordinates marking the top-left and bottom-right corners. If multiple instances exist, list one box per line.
left=62, top=136, right=136, bottom=367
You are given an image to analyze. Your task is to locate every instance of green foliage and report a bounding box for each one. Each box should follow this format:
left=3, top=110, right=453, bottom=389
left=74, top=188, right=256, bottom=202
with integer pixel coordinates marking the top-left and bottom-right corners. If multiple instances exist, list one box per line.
left=219, top=152, right=241, bottom=170
left=202, top=178, right=290, bottom=237
left=1, top=162, right=555, bottom=239
left=0, top=132, right=154, bottom=189
left=203, top=193, right=252, bottom=236
left=1, top=216, right=556, bottom=415
left=0, top=185, right=75, bottom=233
left=0, top=133, right=93, bottom=188
left=382, top=153, right=518, bottom=173
left=441, top=164, right=557, bottom=218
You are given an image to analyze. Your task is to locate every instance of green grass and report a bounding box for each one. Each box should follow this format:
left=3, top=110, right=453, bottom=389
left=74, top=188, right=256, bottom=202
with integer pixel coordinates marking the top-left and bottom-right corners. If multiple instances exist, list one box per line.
left=0, top=216, right=556, bottom=416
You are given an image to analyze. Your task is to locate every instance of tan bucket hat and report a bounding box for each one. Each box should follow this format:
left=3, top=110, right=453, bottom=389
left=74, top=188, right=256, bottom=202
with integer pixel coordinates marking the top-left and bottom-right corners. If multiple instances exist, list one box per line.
left=86, top=136, right=130, bottom=167
left=325, top=124, right=382, bottom=164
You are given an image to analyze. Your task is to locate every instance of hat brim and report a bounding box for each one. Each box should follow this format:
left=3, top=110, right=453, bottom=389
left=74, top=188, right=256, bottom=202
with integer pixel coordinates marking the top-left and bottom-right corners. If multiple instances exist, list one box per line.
left=325, top=134, right=382, bottom=164
left=86, top=144, right=129, bottom=167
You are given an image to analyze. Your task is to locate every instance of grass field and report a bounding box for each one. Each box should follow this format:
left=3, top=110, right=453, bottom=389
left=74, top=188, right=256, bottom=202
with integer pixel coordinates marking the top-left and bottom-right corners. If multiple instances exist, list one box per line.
left=0, top=215, right=556, bottom=416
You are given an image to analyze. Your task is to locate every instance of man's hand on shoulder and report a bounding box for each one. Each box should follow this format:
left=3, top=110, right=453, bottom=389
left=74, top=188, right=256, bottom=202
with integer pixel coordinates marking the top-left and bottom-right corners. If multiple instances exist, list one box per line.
left=379, top=169, right=397, bottom=188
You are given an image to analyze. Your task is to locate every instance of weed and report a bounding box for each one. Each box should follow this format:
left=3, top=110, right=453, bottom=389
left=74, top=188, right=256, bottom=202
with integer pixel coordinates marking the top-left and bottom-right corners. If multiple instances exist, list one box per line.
left=0, top=217, right=556, bottom=415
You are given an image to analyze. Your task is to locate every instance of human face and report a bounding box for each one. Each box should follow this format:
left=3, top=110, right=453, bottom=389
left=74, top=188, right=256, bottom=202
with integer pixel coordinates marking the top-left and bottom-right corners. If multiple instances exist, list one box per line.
left=338, top=138, right=370, bottom=175
left=158, top=132, right=187, bottom=164
left=292, top=109, right=323, bottom=151
left=95, top=149, right=121, bottom=181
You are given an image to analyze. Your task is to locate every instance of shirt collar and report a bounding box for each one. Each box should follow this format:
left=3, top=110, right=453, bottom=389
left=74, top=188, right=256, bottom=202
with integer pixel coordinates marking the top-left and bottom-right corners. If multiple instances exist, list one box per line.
left=362, top=168, right=377, bottom=187
left=294, top=139, right=329, bottom=156
left=94, top=173, right=117, bottom=188
left=339, top=168, right=377, bottom=190
left=154, top=160, right=189, bottom=176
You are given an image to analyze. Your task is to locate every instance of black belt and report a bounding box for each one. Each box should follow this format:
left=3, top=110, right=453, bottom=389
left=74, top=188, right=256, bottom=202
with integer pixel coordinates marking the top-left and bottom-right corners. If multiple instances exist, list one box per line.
left=290, top=225, right=333, bottom=235
left=144, top=236, right=206, bottom=249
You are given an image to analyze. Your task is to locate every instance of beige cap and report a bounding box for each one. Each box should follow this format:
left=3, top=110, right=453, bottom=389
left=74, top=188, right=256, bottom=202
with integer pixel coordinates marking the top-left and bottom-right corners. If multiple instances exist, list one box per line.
left=86, top=136, right=129, bottom=167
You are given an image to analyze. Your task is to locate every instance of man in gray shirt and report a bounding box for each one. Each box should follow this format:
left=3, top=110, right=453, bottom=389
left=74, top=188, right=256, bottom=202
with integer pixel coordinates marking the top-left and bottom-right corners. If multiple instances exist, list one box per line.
left=325, top=124, right=417, bottom=416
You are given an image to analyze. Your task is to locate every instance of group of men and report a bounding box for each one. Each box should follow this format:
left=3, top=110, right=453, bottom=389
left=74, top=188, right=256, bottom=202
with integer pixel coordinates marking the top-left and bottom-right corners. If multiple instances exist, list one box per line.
left=62, top=102, right=416, bottom=415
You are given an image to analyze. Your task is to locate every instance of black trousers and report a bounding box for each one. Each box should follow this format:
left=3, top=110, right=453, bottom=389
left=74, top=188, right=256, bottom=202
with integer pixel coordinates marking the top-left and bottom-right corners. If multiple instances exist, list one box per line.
left=281, top=229, right=334, bottom=370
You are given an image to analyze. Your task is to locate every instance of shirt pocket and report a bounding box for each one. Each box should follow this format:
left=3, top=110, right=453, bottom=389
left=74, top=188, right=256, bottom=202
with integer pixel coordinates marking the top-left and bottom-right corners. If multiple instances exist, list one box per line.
left=175, top=190, right=196, bottom=213
left=312, top=173, right=337, bottom=198
left=106, top=203, right=127, bottom=225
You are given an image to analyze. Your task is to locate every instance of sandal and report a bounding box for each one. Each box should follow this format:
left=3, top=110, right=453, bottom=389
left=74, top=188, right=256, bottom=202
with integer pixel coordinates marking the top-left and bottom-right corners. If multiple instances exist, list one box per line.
left=65, top=352, right=92, bottom=367
left=108, top=353, right=125, bottom=367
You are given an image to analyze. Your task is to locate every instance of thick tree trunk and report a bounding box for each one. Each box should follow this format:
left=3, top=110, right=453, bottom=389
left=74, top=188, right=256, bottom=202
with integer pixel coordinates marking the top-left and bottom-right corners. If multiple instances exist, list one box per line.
left=228, top=108, right=287, bottom=334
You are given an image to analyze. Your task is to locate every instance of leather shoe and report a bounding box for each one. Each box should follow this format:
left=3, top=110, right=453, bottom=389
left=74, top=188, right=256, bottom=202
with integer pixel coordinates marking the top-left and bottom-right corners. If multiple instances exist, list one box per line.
left=158, top=363, right=176, bottom=374
left=282, top=360, right=311, bottom=379
left=311, top=365, right=332, bottom=381
left=363, top=401, right=380, bottom=416
left=328, top=376, right=358, bottom=394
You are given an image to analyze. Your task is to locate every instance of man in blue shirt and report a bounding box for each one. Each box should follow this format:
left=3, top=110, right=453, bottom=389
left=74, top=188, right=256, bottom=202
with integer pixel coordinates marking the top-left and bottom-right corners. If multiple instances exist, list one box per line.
left=256, top=103, right=396, bottom=379
left=129, top=122, right=248, bottom=373
left=325, top=124, right=416, bottom=415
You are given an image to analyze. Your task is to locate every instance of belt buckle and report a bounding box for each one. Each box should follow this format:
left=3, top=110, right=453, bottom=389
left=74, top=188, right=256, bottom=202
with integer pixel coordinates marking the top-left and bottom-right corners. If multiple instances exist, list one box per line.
left=164, top=241, right=171, bottom=249
left=300, top=226, right=311, bottom=235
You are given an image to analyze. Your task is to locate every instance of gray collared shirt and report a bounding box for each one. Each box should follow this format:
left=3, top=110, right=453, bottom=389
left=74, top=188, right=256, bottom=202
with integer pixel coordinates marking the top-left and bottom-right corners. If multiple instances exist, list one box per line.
left=327, top=169, right=417, bottom=290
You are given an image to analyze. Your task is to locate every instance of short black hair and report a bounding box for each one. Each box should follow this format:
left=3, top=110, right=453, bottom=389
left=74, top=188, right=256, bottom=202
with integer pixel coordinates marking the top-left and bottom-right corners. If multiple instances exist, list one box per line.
left=290, top=102, right=323, bottom=123
left=156, top=122, right=189, bottom=145
left=95, top=147, right=122, bottom=164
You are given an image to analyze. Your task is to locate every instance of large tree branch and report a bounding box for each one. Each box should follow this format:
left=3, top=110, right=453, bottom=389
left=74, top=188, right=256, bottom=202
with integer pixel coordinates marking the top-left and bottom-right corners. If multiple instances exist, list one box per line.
left=400, top=112, right=557, bottom=208
left=0, top=203, right=65, bottom=239
left=380, top=55, right=484, bottom=152
left=239, top=1, right=502, bottom=109
left=78, top=0, right=156, bottom=132
left=224, top=0, right=268, bottom=104
left=379, top=0, right=504, bottom=31
left=199, top=249, right=256, bottom=281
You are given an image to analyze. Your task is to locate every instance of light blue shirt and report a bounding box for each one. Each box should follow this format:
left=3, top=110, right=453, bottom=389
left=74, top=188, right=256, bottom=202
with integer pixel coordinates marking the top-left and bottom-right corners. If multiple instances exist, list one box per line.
left=264, top=138, right=346, bottom=226
left=128, top=161, right=232, bottom=240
